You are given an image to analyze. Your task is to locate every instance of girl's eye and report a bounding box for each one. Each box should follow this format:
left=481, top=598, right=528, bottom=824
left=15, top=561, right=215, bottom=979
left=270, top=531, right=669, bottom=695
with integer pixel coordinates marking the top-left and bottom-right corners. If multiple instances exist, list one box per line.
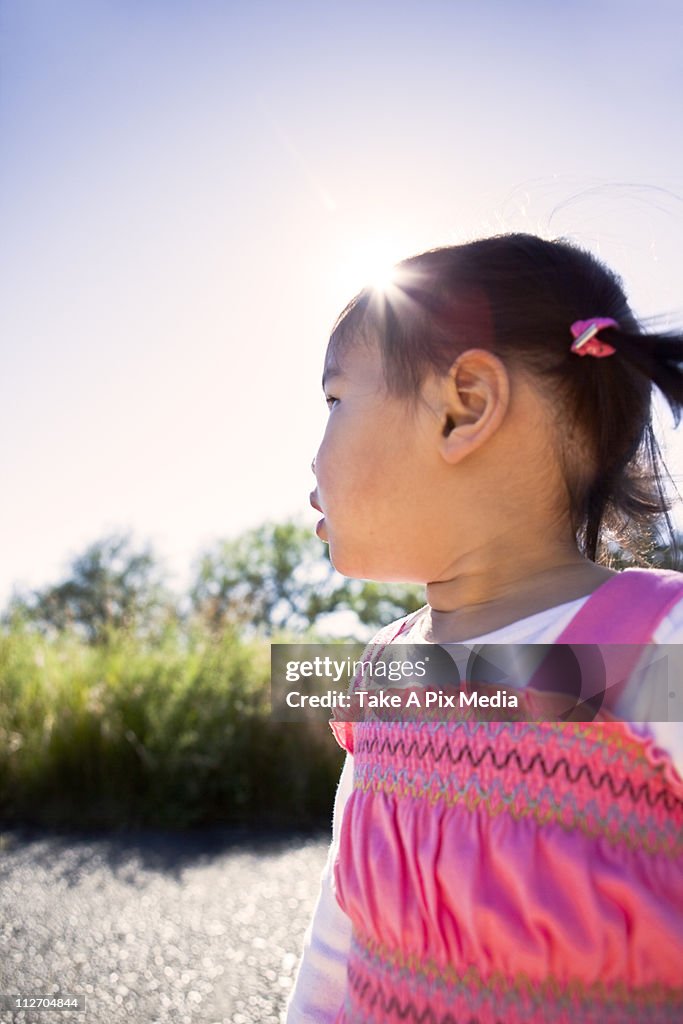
left=325, top=395, right=339, bottom=409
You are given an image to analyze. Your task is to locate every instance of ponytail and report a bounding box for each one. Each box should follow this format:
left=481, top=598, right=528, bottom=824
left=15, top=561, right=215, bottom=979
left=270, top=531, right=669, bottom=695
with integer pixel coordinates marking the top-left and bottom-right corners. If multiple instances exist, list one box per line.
left=609, top=327, right=683, bottom=421
left=574, top=324, right=683, bottom=567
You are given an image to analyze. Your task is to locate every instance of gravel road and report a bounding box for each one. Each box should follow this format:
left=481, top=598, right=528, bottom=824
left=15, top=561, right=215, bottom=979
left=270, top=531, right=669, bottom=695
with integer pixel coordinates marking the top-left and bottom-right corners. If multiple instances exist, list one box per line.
left=0, top=827, right=330, bottom=1024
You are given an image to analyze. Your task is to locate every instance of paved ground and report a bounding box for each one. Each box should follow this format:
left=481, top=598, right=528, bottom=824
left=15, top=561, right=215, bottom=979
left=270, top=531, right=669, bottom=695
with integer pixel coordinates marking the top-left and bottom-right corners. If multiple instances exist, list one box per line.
left=0, top=827, right=330, bottom=1024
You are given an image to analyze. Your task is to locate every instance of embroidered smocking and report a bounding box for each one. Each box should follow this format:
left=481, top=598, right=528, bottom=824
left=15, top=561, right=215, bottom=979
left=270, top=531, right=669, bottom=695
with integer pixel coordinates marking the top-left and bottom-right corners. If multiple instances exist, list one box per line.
left=329, top=571, right=683, bottom=1023
left=350, top=720, right=683, bottom=856
left=341, top=928, right=683, bottom=1024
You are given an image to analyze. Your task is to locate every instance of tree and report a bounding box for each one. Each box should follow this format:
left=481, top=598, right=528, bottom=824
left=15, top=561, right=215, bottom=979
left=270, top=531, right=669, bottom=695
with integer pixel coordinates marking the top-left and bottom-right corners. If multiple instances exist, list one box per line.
left=190, top=520, right=424, bottom=637
left=6, top=533, right=176, bottom=644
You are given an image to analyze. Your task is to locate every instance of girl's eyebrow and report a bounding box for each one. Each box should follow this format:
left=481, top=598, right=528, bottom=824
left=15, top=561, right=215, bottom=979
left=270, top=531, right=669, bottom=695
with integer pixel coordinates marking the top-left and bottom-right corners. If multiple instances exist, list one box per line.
left=322, top=364, right=342, bottom=390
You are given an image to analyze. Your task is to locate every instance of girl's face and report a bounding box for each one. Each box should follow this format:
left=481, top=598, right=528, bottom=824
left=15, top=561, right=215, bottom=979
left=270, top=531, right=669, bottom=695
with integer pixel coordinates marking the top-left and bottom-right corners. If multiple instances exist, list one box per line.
left=311, top=335, right=446, bottom=582
left=311, top=328, right=584, bottom=604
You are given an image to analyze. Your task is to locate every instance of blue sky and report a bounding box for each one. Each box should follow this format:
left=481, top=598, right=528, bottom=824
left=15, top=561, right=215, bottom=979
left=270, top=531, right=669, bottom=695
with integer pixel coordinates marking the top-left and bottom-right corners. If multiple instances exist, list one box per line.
left=1, top=0, right=682, bottom=604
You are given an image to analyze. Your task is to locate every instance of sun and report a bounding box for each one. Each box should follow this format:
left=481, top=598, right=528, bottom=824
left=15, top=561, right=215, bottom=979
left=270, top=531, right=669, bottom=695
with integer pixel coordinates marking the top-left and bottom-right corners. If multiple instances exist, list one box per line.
left=369, top=260, right=399, bottom=293
left=334, top=238, right=405, bottom=303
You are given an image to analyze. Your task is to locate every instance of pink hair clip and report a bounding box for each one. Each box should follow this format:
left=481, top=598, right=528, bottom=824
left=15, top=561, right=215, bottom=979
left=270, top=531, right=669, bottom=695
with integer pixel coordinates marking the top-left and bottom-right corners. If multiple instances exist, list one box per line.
left=570, top=317, right=618, bottom=358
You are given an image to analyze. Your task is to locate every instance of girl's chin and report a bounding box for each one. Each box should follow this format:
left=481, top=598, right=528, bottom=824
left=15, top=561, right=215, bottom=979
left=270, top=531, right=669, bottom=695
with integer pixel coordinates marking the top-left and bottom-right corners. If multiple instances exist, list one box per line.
left=330, top=543, right=427, bottom=585
left=325, top=540, right=360, bottom=578
left=326, top=543, right=381, bottom=581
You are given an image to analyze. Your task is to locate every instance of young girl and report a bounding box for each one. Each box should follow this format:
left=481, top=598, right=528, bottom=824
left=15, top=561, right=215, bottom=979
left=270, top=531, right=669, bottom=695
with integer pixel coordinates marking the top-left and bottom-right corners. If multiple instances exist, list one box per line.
left=286, top=234, right=683, bottom=1024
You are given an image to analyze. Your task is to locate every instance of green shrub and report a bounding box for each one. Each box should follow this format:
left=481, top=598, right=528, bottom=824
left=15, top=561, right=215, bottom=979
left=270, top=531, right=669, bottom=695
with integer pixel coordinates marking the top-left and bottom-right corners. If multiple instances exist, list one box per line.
left=0, top=622, right=343, bottom=830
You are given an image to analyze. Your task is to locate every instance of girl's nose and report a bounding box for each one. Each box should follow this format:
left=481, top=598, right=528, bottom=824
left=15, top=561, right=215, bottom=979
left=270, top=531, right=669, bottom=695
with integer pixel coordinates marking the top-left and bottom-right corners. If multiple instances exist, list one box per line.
left=311, top=457, right=317, bottom=475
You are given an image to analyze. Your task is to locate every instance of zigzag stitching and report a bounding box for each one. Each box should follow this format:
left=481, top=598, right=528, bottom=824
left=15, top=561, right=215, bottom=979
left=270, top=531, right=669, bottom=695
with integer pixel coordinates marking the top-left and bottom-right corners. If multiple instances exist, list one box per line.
left=347, top=962, right=495, bottom=1023
left=354, top=761, right=681, bottom=817
left=352, top=775, right=681, bottom=853
left=371, top=720, right=654, bottom=771
left=350, top=934, right=683, bottom=1008
left=354, top=737, right=683, bottom=812
left=348, top=954, right=683, bottom=1019
left=351, top=950, right=558, bottom=1011
left=392, top=719, right=640, bottom=744
left=353, top=765, right=683, bottom=831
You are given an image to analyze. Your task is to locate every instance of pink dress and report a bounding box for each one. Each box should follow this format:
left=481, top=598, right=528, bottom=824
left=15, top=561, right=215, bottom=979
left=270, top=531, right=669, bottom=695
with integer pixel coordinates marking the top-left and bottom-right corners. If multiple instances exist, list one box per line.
left=329, top=569, right=683, bottom=1023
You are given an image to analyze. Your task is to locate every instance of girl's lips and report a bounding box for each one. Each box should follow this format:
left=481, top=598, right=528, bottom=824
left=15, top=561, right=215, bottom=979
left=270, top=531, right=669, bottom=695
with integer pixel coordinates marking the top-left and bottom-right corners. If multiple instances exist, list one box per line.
left=310, top=492, right=327, bottom=539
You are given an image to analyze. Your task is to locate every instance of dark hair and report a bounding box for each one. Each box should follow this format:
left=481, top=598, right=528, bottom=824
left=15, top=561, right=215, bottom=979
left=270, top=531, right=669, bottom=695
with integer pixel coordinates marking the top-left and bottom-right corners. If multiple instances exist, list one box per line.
left=328, top=233, right=683, bottom=566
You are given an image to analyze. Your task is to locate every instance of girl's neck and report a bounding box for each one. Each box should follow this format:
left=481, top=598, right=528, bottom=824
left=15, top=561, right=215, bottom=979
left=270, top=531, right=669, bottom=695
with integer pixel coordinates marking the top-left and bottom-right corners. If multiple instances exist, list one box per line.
left=424, top=552, right=616, bottom=643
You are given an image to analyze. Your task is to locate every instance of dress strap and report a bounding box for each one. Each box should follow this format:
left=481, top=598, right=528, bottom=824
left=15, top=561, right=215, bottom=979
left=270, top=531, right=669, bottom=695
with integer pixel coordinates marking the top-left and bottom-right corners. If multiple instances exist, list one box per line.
left=526, top=567, right=683, bottom=714
left=555, top=567, right=683, bottom=645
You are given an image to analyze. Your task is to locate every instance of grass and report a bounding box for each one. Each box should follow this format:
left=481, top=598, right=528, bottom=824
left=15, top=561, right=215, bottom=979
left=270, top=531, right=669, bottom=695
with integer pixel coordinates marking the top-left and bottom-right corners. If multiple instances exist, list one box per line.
left=0, top=622, right=344, bottom=830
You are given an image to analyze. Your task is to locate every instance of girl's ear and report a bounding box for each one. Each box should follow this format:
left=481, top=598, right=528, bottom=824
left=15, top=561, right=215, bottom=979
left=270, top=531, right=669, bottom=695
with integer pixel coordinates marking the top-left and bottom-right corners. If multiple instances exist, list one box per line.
left=437, top=349, right=510, bottom=464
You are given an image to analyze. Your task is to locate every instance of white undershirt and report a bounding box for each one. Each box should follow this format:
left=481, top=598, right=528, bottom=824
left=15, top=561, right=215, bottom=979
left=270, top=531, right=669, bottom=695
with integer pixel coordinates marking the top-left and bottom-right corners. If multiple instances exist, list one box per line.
left=284, top=593, right=683, bottom=1024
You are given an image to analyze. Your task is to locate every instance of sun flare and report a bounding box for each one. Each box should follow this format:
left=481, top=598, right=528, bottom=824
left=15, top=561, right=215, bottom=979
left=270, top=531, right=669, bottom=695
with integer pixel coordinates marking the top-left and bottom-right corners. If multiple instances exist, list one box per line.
left=334, top=239, right=406, bottom=303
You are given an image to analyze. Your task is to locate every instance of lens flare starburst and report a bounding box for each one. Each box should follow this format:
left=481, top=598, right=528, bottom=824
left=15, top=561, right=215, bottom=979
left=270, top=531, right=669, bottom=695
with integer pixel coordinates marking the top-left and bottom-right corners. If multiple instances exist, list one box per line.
left=335, top=239, right=405, bottom=302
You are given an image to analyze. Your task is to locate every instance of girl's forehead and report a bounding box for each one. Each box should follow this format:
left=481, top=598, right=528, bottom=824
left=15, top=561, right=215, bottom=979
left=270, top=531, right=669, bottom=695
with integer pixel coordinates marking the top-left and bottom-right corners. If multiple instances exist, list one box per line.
left=322, top=343, right=343, bottom=381
left=323, top=333, right=383, bottom=387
